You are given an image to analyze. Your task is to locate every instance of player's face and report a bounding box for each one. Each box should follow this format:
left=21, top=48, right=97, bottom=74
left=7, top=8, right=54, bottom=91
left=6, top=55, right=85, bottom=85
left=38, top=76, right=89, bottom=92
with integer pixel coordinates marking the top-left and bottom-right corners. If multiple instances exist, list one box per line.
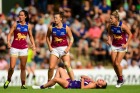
left=97, top=79, right=106, bottom=87
left=54, top=14, right=62, bottom=24
left=19, top=12, right=26, bottom=22
left=110, top=15, right=117, bottom=24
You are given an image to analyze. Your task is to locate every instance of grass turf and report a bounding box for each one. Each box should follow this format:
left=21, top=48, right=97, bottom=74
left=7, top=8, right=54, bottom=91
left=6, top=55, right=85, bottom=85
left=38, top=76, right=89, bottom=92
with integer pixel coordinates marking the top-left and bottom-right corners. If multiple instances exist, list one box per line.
left=0, top=85, right=139, bottom=93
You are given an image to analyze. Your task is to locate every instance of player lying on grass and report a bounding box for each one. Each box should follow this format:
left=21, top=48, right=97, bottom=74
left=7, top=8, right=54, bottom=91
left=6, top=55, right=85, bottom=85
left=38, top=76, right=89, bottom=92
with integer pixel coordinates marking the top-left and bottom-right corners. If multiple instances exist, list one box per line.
left=32, top=67, right=107, bottom=89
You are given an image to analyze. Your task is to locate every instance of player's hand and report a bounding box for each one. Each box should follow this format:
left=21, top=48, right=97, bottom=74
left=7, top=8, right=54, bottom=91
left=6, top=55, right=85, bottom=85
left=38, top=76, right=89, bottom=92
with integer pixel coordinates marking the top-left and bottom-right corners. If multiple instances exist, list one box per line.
left=49, top=47, right=53, bottom=52
left=7, top=42, right=11, bottom=48
left=64, top=47, right=70, bottom=54
left=31, top=45, right=36, bottom=54
left=122, top=44, right=127, bottom=49
left=105, top=39, right=111, bottom=46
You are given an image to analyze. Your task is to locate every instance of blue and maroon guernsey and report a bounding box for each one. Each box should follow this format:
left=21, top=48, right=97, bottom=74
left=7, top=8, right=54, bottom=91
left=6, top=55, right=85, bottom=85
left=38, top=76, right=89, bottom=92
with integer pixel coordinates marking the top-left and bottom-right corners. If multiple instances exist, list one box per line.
left=51, top=23, right=68, bottom=48
left=110, top=21, right=127, bottom=47
left=11, top=22, right=28, bottom=49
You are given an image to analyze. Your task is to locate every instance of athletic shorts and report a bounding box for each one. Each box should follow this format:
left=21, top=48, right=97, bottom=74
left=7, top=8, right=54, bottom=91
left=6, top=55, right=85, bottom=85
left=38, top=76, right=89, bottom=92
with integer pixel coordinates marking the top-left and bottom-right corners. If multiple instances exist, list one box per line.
left=111, top=45, right=127, bottom=52
left=50, top=46, right=69, bottom=58
left=10, top=47, right=28, bottom=56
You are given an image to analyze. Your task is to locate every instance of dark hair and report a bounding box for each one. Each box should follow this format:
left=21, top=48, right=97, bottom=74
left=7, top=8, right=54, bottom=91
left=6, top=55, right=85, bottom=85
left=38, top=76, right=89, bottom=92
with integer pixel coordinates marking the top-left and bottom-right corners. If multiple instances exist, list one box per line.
left=96, top=82, right=107, bottom=89
left=54, top=12, right=64, bottom=19
left=19, top=10, right=29, bottom=22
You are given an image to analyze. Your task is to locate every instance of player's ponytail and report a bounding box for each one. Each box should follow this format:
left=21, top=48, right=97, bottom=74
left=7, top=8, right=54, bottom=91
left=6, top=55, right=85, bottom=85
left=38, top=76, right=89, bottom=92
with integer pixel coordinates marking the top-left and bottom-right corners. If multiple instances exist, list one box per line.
left=111, top=10, right=119, bottom=21
left=20, top=10, right=30, bottom=22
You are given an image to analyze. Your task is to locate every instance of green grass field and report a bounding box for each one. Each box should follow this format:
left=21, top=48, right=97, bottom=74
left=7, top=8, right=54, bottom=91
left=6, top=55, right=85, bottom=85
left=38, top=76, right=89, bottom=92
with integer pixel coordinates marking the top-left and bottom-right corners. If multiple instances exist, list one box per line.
left=0, top=85, right=139, bottom=93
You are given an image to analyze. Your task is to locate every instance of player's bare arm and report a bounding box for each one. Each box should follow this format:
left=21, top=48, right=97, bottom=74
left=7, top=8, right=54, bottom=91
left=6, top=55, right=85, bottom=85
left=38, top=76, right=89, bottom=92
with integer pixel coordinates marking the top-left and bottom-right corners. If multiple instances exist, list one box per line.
left=121, top=23, right=132, bottom=48
left=7, top=22, right=17, bottom=48
left=65, top=25, right=74, bottom=53
left=46, top=26, right=53, bottom=52
left=28, top=24, right=36, bottom=50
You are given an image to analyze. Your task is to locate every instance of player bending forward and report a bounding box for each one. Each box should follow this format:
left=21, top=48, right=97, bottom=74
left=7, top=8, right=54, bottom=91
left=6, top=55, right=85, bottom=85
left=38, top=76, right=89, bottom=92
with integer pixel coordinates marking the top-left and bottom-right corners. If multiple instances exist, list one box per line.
left=32, top=67, right=107, bottom=89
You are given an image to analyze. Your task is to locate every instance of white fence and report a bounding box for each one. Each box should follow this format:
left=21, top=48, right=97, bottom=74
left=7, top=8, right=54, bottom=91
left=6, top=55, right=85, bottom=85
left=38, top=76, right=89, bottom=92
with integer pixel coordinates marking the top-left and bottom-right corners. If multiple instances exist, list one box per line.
left=0, top=69, right=140, bottom=86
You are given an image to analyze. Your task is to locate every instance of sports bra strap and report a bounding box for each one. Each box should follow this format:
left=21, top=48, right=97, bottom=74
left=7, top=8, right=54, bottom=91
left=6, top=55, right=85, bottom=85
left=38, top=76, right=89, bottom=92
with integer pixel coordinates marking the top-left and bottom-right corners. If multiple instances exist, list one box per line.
left=118, top=21, right=122, bottom=27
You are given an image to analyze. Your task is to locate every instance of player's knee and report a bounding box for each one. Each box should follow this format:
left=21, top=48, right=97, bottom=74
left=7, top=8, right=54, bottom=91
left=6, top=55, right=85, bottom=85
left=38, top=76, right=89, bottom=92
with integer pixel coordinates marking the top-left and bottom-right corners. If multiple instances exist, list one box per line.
left=64, top=61, right=70, bottom=67
left=9, top=68, right=14, bottom=71
left=49, top=66, right=55, bottom=71
left=115, top=62, right=120, bottom=67
left=21, top=66, right=26, bottom=70
left=53, top=77, right=58, bottom=82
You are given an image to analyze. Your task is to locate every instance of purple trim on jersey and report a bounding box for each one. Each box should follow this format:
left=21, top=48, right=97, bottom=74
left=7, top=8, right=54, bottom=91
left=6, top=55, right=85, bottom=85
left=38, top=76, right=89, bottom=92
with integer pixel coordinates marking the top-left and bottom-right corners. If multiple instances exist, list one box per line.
left=51, top=23, right=68, bottom=48
left=111, top=21, right=127, bottom=47
left=11, top=23, right=28, bottom=49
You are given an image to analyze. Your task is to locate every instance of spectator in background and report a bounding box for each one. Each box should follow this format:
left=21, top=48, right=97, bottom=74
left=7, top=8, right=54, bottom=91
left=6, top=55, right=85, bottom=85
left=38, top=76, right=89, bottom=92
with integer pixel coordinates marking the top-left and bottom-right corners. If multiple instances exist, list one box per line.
left=76, top=61, right=83, bottom=69
left=94, top=62, right=105, bottom=70
left=118, top=6, right=126, bottom=20
left=128, top=59, right=139, bottom=70
left=0, top=56, right=8, bottom=70
left=35, top=18, right=48, bottom=44
left=34, top=43, right=46, bottom=68
left=24, top=4, right=37, bottom=15
left=85, top=61, right=94, bottom=69
left=0, top=20, right=10, bottom=34
left=120, top=59, right=128, bottom=69
left=37, top=0, right=47, bottom=13
left=71, top=16, right=81, bottom=45
left=0, top=28, right=7, bottom=43
left=98, top=0, right=111, bottom=14
left=0, top=37, right=8, bottom=56
left=59, top=0, right=70, bottom=12
left=86, top=22, right=103, bottom=48
left=26, top=43, right=36, bottom=84
left=63, top=9, right=74, bottom=26
left=81, top=0, right=92, bottom=19
left=91, top=42, right=106, bottom=64
left=136, top=0, right=140, bottom=14
left=9, top=3, right=22, bottom=18
left=77, top=23, right=89, bottom=59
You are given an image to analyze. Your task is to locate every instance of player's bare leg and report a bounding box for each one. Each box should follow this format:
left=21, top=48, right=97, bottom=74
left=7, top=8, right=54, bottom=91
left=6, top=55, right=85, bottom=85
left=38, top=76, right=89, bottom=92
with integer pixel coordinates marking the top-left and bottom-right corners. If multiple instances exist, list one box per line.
left=3, top=56, right=17, bottom=89
left=62, top=55, right=74, bottom=80
left=32, top=67, right=69, bottom=89
left=115, top=52, right=125, bottom=88
left=48, top=54, right=58, bottom=82
left=19, top=56, right=28, bottom=89
left=111, top=52, right=119, bottom=76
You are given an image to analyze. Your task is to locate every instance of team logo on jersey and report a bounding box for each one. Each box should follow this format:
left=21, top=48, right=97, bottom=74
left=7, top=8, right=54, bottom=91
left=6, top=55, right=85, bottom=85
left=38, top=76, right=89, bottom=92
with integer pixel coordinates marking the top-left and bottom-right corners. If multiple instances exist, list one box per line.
left=54, top=37, right=63, bottom=43
left=24, top=28, right=28, bottom=31
left=61, top=32, right=65, bottom=35
left=17, top=27, right=21, bottom=30
left=113, top=34, right=123, bottom=40
left=15, top=33, right=26, bottom=40
left=53, top=31, right=56, bottom=35
left=116, top=30, right=121, bottom=33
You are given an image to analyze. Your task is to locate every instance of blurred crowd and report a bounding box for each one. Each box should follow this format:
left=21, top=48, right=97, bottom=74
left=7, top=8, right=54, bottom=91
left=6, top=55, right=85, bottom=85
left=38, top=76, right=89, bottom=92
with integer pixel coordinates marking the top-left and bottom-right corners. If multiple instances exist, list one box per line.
left=0, top=0, right=140, bottom=70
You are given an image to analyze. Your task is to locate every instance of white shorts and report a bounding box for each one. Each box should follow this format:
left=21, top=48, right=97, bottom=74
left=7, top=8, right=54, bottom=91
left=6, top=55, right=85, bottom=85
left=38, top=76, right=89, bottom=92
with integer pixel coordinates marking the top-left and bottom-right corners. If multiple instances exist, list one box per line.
left=50, top=46, right=69, bottom=58
left=10, top=47, right=28, bottom=56
left=111, top=45, right=127, bottom=52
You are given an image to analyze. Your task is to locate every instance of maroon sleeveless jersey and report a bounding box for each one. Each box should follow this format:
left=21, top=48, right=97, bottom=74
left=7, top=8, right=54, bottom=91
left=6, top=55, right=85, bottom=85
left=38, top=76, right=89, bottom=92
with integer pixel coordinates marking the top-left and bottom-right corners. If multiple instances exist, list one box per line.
left=110, top=21, right=127, bottom=47
left=11, top=22, right=28, bottom=49
left=51, top=23, right=68, bottom=48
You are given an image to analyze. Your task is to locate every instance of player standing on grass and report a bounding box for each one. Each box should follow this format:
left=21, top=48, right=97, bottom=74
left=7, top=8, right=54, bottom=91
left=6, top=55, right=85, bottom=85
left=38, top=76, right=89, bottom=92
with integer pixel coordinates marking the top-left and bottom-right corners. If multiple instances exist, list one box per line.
left=46, top=12, right=74, bottom=83
left=106, top=10, right=132, bottom=88
left=3, top=10, right=36, bottom=89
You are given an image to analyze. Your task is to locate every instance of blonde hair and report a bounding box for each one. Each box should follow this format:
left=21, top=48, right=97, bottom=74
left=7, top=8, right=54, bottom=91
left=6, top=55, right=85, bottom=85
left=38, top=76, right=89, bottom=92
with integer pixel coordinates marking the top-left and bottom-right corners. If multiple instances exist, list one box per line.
left=111, top=10, right=119, bottom=20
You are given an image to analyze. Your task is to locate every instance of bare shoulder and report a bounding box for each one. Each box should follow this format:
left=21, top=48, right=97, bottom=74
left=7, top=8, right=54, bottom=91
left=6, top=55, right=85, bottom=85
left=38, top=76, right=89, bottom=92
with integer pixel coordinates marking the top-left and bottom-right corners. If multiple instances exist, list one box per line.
left=48, top=25, right=52, bottom=32
left=121, top=22, right=129, bottom=30
left=12, top=22, right=17, bottom=28
left=66, top=25, right=71, bottom=32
